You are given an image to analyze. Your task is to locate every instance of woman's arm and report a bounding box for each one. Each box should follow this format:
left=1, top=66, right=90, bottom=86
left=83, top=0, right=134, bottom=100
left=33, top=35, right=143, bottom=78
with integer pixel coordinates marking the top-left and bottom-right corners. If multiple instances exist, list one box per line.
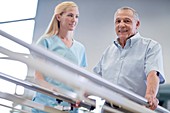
left=34, top=71, right=57, bottom=91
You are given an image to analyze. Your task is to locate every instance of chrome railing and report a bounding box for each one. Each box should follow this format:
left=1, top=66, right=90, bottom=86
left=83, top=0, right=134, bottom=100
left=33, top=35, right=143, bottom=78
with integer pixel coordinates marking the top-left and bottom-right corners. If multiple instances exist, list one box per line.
left=0, top=29, right=169, bottom=113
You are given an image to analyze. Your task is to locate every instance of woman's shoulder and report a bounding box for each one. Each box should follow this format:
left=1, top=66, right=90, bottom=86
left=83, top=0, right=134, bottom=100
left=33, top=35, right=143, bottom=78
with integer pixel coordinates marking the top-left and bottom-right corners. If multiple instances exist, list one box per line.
left=36, top=35, right=57, bottom=48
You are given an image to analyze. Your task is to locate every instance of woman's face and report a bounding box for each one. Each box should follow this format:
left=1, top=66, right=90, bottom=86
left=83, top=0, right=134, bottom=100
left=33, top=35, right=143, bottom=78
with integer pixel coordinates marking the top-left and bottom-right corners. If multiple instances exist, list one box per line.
left=58, top=7, right=79, bottom=31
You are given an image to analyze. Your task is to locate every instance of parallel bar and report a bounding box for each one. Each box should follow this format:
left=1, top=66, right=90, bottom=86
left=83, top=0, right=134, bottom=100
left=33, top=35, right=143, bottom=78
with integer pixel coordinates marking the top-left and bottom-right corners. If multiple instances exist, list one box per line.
left=0, top=29, right=147, bottom=104
left=0, top=29, right=169, bottom=113
left=0, top=91, right=66, bottom=113
left=0, top=71, right=94, bottom=111
left=0, top=103, right=29, bottom=113
left=0, top=44, right=156, bottom=113
left=0, top=72, right=122, bottom=113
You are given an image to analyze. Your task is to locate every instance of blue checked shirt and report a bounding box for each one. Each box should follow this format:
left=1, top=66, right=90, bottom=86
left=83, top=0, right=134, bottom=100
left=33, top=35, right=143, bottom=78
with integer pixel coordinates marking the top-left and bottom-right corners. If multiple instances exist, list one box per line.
left=93, top=33, right=165, bottom=97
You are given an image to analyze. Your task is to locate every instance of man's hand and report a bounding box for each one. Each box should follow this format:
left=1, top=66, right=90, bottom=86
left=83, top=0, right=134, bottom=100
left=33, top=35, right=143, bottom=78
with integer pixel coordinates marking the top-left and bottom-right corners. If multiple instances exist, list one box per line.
left=145, top=71, right=160, bottom=110
left=145, top=94, right=159, bottom=110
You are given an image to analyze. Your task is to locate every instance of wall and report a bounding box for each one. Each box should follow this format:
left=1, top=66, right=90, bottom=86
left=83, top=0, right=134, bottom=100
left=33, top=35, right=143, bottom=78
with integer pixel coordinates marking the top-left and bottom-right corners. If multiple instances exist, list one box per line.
left=33, top=0, right=170, bottom=84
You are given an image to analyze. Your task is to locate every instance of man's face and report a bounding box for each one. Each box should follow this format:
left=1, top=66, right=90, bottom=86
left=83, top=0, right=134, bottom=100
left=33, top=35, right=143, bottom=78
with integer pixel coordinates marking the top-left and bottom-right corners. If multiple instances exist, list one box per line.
left=114, top=9, right=139, bottom=39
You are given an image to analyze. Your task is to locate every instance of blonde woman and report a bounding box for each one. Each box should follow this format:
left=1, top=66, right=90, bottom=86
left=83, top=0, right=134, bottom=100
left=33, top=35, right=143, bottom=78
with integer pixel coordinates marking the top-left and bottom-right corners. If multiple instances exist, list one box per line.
left=32, top=1, right=87, bottom=113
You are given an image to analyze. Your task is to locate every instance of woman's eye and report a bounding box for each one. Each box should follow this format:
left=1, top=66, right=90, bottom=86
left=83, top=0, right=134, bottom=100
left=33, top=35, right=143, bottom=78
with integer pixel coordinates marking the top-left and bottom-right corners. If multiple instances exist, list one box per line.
left=67, top=13, right=79, bottom=18
left=68, top=14, right=73, bottom=17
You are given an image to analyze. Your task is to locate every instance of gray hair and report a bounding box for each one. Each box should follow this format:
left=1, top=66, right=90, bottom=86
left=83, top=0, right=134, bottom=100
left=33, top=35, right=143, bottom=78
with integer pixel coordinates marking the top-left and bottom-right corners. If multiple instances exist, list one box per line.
left=114, top=6, right=139, bottom=22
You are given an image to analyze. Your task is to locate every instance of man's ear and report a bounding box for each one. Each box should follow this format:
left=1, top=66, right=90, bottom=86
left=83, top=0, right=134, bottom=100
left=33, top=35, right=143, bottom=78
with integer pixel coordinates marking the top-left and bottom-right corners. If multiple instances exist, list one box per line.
left=136, top=20, right=140, bottom=28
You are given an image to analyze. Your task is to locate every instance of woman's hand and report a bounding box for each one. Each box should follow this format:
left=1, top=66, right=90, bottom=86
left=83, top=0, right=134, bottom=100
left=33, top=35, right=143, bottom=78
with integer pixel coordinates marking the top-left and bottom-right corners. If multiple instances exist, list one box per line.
left=71, top=100, right=81, bottom=108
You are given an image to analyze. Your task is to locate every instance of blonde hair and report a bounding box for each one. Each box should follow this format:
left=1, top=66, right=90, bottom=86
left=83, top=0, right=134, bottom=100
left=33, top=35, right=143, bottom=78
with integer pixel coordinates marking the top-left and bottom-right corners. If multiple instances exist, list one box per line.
left=42, top=1, right=78, bottom=38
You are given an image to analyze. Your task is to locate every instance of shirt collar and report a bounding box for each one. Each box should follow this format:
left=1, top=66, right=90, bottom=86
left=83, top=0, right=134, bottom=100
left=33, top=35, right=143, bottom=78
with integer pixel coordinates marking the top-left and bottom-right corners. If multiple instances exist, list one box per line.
left=114, top=32, right=141, bottom=48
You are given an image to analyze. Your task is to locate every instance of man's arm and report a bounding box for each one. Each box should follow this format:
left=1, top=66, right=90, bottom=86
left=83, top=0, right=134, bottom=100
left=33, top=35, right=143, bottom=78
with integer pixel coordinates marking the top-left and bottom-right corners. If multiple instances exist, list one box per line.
left=145, top=70, right=160, bottom=110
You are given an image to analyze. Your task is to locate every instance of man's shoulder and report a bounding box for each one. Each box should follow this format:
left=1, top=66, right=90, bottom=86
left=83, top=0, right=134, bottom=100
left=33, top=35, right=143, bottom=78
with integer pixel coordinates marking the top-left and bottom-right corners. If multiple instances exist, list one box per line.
left=139, top=36, right=159, bottom=46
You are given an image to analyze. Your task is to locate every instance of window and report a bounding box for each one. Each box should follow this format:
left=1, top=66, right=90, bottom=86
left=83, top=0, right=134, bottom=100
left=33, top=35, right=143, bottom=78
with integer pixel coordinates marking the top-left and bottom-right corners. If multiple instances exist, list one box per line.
left=0, top=0, right=38, bottom=112
left=0, top=0, right=37, bottom=22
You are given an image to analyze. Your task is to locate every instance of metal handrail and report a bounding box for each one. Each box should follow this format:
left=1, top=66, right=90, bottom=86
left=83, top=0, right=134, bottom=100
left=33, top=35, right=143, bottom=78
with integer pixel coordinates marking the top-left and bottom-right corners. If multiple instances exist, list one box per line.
left=0, top=47, right=155, bottom=113
left=0, top=91, right=66, bottom=113
left=0, top=29, right=169, bottom=113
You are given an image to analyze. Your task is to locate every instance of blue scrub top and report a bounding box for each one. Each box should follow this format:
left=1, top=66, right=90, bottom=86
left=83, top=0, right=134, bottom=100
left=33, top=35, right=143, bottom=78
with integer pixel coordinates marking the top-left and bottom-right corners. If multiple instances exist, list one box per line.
left=32, top=35, right=87, bottom=113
